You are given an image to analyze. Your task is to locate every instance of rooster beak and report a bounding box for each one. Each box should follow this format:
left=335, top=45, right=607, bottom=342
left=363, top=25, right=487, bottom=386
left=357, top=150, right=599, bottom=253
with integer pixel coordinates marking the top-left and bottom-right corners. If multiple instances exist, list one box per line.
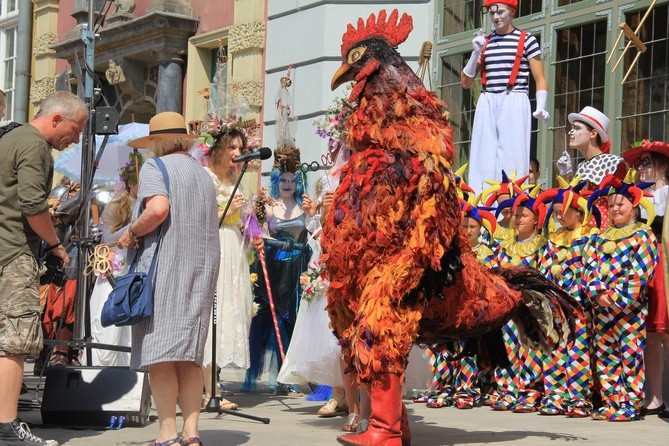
left=331, top=63, right=353, bottom=91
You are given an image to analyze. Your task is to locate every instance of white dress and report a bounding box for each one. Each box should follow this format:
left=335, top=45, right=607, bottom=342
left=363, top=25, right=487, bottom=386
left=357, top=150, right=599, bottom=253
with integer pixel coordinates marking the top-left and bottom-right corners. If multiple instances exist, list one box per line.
left=277, top=175, right=344, bottom=387
left=82, top=198, right=133, bottom=367
left=202, top=167, right=254, bottom=369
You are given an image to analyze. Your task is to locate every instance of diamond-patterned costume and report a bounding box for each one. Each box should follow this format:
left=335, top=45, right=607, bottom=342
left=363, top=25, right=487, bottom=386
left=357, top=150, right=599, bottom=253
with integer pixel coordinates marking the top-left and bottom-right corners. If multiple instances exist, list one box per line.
left=582, top=223, right=658, bottom=420
left=491, top=235, right=547, bottom=410
left=540, top=226, right=598, bottom=415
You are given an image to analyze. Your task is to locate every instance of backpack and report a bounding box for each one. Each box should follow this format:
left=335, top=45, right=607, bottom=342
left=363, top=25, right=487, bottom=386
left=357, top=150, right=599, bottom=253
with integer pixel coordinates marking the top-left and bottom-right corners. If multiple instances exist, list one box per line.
left=0, top=122, right=21, bottom=138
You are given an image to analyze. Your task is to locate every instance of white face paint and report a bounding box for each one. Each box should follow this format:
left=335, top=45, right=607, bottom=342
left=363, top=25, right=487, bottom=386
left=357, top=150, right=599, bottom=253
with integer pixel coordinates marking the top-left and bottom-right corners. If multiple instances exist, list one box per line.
left=487, top=4, right=514, bottom=33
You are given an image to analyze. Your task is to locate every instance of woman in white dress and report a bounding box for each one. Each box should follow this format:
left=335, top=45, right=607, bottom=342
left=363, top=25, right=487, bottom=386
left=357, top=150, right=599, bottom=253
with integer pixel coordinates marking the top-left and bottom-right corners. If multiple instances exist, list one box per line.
left=84, top=158, right=140, bottom=366
left=201, top=125, right=254, bottom=410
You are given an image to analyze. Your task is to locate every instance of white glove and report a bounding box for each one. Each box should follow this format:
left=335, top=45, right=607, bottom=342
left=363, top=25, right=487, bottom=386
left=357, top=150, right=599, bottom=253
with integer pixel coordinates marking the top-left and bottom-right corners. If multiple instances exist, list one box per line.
left=556, top=150, right=573, bottom=176
left=532, top=90, right=550, bottom=121
left=463, top=34, right=486, bottom=78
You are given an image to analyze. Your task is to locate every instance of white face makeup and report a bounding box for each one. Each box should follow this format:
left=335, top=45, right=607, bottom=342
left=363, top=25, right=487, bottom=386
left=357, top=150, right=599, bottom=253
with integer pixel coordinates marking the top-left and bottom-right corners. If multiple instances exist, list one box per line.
left=487, top=4, right=514, bottom=33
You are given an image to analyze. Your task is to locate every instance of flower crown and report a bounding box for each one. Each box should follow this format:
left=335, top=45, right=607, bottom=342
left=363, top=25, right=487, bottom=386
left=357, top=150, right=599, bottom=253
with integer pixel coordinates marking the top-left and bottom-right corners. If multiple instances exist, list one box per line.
left=202, top=114, right=260, bottom=150
left=118, top=152, right=144, bottom=187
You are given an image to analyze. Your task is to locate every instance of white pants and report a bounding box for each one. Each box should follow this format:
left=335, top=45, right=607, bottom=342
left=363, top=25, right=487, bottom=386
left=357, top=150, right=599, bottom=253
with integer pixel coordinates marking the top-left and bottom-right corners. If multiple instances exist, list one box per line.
left=467, top=91, right=531, bottom=194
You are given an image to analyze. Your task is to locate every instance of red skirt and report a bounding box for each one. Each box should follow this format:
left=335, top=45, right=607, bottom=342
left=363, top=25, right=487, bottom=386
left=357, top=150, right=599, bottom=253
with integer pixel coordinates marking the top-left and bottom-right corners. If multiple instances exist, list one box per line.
left=647, top=244, right=669, bottom=333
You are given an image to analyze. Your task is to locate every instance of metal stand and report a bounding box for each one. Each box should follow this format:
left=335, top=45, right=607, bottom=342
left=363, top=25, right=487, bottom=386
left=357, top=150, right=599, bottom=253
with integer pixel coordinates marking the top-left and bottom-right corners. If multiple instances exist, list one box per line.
left=205, top=160, right=270, bottom=424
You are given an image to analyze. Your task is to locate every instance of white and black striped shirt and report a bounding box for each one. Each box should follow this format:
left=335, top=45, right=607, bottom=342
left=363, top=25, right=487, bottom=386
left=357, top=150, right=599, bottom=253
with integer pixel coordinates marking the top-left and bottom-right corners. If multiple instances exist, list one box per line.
left=481, top=28, right=541, bottom=94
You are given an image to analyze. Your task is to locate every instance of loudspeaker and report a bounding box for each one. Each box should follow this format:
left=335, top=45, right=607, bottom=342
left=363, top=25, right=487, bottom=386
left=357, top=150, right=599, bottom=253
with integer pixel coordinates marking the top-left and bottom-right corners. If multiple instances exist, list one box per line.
left=41, top=366, right=151, bottom=427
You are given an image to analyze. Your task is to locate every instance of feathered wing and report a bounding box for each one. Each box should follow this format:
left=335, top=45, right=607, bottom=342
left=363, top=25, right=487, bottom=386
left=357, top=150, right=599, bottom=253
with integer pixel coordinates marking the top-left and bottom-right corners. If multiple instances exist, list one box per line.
left=322, top=144, right=459, bottom=379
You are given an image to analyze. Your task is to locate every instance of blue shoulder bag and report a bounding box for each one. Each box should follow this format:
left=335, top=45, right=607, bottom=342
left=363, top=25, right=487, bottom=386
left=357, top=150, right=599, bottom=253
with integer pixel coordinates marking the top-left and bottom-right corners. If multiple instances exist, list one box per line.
left=100, top=158, right=170, bottom=327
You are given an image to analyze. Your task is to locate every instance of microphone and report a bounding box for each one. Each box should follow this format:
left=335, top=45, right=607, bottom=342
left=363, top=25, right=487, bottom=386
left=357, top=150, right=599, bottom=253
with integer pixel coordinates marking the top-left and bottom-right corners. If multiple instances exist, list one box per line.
left=233, top=146, right=272, bottom=163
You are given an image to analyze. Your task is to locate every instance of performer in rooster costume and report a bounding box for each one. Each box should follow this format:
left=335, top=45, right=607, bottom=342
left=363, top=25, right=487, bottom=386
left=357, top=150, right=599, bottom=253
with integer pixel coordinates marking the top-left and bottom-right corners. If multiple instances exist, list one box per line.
left=322, top=9, right=579, bottom=445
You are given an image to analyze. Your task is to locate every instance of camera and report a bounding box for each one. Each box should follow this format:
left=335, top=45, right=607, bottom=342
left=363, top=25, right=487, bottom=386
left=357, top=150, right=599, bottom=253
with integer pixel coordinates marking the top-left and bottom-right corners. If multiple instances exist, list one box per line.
left=40, top=254, right=68, bottom=287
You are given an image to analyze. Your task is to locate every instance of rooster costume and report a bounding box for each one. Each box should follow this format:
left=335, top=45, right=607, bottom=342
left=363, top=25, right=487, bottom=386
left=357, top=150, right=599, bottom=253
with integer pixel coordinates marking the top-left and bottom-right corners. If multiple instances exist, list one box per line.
left=322, top=10, right=579, bottom=445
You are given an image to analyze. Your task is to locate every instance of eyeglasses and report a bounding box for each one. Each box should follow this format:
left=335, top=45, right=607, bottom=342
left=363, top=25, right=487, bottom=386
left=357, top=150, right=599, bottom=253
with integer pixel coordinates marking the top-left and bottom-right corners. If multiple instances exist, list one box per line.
left=635, top=157, right=652, bottom=168
left=480, top=5, right=509, bottom=15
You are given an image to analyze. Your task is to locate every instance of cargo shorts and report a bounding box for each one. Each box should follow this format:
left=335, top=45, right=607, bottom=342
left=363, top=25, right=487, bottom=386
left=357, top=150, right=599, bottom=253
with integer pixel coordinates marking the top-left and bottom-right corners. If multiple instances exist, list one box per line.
left=0, top=253, right=43, bottom=356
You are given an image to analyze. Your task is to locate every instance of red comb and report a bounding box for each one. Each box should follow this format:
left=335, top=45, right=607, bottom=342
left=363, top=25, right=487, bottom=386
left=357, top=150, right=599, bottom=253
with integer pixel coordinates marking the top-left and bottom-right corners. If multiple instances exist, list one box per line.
left=341, top=9, right=414, bottom=58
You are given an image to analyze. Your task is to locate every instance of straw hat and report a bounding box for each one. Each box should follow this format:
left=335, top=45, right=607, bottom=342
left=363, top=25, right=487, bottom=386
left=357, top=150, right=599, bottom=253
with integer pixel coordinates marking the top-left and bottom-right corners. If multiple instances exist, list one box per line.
left=128, top=112, right=197, bottom=148
left=568, top=106, right=610, bottom=143
left=622, top=139, right=669, bottom=165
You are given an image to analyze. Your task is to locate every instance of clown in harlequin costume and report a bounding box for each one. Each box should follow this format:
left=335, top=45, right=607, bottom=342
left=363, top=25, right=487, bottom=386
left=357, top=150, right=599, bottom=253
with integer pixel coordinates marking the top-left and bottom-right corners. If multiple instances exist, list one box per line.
left=453, top=199, right=499, bottom=409
left=567, top=106, right=627, bottom=230
left=489, top=186, right=548, bottom=412
left=583, top=172, right=659, bottom=421
left=623, top=140, right=669, bottom=417
left=480, top=170, right=532, bottom=243
left=461, top=0, right=549, bottom=193
left=536, top=177, right=600, bottom=417
left=323, top=10, right=580, bottom=445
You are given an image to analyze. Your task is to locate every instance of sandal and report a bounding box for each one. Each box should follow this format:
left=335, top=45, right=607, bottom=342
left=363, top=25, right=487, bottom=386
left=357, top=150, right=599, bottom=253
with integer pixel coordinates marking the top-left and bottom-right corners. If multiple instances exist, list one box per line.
left=318, top=397, right=347, bottom=417
left=181, top=437, right=203, bottom=446
left=149, top=437, right=181, bottom=446
left=341, top=413, right=360, bottom=432
left=219, top=399, right=238, bottom=410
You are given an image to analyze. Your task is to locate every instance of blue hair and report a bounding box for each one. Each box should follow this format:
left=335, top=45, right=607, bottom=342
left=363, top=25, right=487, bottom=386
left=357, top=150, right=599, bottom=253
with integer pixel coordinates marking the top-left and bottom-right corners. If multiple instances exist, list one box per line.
left=269, top=168, right=305, bottom=205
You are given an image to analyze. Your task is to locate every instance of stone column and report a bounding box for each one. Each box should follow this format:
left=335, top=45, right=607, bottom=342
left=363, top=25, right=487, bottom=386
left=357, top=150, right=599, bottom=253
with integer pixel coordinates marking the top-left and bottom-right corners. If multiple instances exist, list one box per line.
left=156, top=52, right=183, bottom=113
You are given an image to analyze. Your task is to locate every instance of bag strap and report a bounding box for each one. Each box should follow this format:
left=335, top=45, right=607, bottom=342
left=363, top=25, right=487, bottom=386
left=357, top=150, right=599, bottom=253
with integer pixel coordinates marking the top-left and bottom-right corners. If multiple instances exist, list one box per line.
left=127, top=157, right=171, bottom=276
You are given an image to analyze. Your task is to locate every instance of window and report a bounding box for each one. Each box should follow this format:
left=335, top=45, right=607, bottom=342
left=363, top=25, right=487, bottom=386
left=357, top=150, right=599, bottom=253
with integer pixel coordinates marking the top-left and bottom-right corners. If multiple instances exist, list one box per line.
left=0, top=26, right=15, bottom=122
left=517, top=0, right=543, bottom=17
left=552, top=20, right=608, bottom=167
left=440, top=52, right=475, bottom=165
left=442, top=0, right=483, bottom=37
left=0, top=0, right=17, bottom=123
left=620, top=3, right=668, bottom=149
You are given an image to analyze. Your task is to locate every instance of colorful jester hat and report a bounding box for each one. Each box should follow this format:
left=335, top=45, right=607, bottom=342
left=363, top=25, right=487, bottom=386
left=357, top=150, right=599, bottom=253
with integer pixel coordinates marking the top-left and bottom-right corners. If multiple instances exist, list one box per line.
left=497, top=185, right=547, bottom=228
left=338, top=9, right=413, bottom=102
left=454, top=163, right=475, bottom=200
left=586, top=170, right=656, bottom=226
left=460, top=198, right=497, bottom=237
left=480, top=169, right=531, bottom=207
left=535, top=175, right=600, bottom=227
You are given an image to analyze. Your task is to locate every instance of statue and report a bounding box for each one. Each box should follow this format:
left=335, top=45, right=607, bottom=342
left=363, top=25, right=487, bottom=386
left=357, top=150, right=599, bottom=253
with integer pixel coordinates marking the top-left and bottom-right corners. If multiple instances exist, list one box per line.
left=105, top=60, right=125, bottom=85
left=114, top=0, right=135, bottom=15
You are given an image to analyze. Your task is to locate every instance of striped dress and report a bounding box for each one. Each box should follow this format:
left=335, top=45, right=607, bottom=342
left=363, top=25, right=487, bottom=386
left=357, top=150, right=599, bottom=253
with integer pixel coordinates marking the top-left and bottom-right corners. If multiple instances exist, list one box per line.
left=130, top=154, right=220, bottom=372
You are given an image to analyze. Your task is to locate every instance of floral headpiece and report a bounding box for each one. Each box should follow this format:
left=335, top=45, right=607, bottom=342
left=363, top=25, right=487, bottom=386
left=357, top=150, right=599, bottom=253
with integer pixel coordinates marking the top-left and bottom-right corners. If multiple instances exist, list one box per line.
left=314, top=84, right=356, bottom=155
left=587, top=170, right=655, bottom=225
left=201, top=114, right=260, bottom=152
left=118, top=152, right=144, bottom=187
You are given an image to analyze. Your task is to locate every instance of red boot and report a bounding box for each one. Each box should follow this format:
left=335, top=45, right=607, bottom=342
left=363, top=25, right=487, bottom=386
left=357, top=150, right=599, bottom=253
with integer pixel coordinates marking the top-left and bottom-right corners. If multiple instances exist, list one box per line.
left=337, top=374, right=402, bottom=446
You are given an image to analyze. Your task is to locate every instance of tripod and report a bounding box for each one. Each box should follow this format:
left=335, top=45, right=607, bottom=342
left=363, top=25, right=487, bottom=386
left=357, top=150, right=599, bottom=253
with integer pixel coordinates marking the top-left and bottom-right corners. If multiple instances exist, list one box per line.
left=205, top=159, right=270, bottom=424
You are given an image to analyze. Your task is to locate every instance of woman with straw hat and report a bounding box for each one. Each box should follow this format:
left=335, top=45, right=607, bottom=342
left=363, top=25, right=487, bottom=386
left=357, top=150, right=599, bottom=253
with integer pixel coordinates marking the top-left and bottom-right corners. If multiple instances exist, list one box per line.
left=118, top=111, right=220, bottom=446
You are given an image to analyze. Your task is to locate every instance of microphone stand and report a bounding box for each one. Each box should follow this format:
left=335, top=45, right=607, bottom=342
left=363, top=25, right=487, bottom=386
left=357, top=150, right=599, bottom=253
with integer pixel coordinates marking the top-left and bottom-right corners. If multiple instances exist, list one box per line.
left=205, top=159, right=270, bottom=424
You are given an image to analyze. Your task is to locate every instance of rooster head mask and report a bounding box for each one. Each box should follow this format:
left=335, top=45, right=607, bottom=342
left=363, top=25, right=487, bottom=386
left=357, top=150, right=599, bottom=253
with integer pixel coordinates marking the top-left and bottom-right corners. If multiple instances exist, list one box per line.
left=332, top=9, right=414, bottom=102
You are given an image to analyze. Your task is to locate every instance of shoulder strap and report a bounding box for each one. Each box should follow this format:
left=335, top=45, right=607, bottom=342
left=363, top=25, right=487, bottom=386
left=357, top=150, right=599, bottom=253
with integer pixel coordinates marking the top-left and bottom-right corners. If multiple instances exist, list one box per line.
left=506, top=30, right=527, bottom=91
left=128, top=157, right=171, bottom=275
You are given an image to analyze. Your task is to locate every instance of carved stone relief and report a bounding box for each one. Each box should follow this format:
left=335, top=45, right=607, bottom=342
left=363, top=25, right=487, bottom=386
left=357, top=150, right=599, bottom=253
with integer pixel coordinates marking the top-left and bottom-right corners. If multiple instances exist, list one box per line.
left=229, top=21, right=265, bottom=53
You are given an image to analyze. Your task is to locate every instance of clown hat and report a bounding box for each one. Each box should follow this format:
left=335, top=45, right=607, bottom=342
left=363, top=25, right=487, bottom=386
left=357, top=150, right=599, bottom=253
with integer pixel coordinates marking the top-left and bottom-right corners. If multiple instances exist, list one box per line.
left=568, top=106, right=609, bottom=144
